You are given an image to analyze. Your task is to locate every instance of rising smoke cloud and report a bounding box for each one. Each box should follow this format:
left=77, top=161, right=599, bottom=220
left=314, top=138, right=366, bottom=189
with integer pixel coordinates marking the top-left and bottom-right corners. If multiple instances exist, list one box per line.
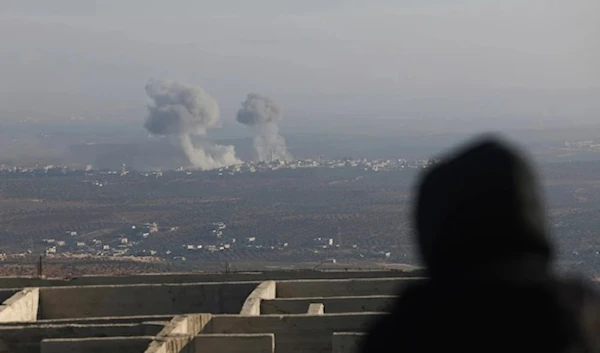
left=144, top=79, right=241, bottom=170
left=236, top=93, right=292, bottom=162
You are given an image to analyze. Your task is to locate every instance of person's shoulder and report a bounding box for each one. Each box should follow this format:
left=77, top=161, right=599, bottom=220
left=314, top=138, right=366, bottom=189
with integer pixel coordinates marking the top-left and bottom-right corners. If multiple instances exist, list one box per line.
left=556, top=276, right=600, bottom=307
left=359, top=282, right=433, bottom=353
left=555, top=276, right=600, bottom=351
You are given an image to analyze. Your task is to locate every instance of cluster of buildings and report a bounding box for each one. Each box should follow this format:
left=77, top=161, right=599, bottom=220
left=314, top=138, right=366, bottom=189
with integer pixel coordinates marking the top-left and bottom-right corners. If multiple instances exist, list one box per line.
left=0, top=163, right=124, bottom=176
left=206, top=157, right=434, bottom=175
left=0, top=157, right=434, bottom=177
left=0, top=164, right=76, bottom=175
left=564, top=140, right=600, bottom=151
left=42, top=223, right=160, bottom=258
left=37, top=219, right=395, bottom=264
left=39, top=220, right=273, bottom=261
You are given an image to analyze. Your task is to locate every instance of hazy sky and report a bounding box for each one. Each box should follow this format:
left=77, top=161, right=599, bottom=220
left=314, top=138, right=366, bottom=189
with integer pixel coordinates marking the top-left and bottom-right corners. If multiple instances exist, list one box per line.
left=0, top=0, right=598, bottom=127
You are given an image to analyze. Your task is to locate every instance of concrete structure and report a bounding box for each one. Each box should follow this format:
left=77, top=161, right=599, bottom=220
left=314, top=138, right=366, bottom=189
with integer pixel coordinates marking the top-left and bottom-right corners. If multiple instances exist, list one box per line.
left=0, top=288, right=39, bottom=323
left=240, top=281, right=276, bottom=316
left=332, top=333, right=366, bottom=353
left=307, top=303, right=324, bottom=315
left=0, top=269, right=423, bottom=353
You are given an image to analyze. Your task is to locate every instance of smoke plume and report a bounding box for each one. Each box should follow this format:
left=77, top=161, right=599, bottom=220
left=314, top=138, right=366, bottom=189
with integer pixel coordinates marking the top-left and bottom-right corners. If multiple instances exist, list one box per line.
left=236, top=93, right=292, bottom=162
left=144, top=79, right=241, bottom=170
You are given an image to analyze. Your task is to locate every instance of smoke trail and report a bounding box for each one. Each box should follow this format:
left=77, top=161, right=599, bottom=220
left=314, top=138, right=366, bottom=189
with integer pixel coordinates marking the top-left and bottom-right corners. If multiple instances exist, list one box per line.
left=144, top=79, right=241, bottom=170
left=236, top=93, right=292, bottom=162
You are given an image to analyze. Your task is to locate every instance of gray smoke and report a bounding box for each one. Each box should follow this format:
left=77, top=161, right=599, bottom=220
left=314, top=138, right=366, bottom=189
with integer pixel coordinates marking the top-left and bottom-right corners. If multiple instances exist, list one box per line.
left=236, top=93, right=292, bottom=162
left=144, top=79, right=241, bottom=170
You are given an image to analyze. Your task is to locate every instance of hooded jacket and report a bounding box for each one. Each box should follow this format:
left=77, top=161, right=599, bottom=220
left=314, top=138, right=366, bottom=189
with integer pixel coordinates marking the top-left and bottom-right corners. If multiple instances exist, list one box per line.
left=361, top=136, right=600, bottom=353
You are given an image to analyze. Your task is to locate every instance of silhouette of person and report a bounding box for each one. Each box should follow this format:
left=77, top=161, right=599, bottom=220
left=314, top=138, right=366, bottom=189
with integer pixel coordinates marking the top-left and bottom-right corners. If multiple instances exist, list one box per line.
left=361, top=135, right=600, bottom=353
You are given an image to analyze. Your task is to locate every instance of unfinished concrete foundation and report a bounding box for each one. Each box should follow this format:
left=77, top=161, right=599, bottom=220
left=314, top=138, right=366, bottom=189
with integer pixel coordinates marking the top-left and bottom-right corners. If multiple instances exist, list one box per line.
left=0, top=270, right=420, bottom=353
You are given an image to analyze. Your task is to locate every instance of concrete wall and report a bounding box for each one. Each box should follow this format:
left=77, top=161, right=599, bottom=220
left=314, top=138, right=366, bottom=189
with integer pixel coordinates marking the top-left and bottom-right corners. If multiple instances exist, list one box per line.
left=184, top=314, right=213, bottom=336
left=140, top=314, right=212, bottom=353
left=276, top=278, right=424, bottom=298
left=0, top=269, right=425, bottom=289
left=0, top=324, right=163, bottom=353
left=0, top=288, right=39, bottom=323
left=25, top=314, right=179, bottom=326
left=144, top=336, right=193, bottom=353
left=332, top=333, right=366, bottom=353
left=38, top=282, right=259, bottom=319
left=41, top=336, right=155, bottom=353
left=154, top=314, right=212, bottom=337
left=205, top=313, right=385, bottom=353
left=261, top=296, right=397, bottom=314
left=307, top=304, right=324, bottom=315
left=240, top=281, right=276, bottom=316
left=145, top=334, right=275, bottom=353
left=0, top=290, right=18, bottom=304
left=191, top=334, right=274, bottom=353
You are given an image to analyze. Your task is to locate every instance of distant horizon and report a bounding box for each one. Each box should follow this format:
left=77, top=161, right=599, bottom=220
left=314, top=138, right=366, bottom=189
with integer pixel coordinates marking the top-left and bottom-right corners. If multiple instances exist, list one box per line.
left=2, top=113, right=600, bottom=138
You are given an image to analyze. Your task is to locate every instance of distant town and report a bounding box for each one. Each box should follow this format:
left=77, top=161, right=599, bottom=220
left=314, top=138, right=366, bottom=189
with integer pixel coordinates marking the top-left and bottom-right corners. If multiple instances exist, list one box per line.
left=0, top=157, right=436, bottom=267
left=563, top=140, right=600, bottom=151
left=2, top=150, right=600, bottom=278
left=0, top=157, right=436, bottom=177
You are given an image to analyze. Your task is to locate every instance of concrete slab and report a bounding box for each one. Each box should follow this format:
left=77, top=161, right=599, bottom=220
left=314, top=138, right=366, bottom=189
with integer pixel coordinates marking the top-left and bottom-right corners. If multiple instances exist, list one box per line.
left=0, top=290, right=19, bottom=304
left=307, top=303, right=324, bottom=315
left=38, top=282, right=259, bottom=319
left=0, top=269, right=425, bottom=289
left=261, top=295, right=397, bottom=314
left=0, top=288, right=39, bottom=323
left=241, top=281, right=276, bottom=316
left=41, top=336, right=155, bottom=353
left=332, top=333, right=366, bottom=353
left=192, top=334, right=274, bottom=353
left=0, top=273, right=423, bottom=353
left=0, top=324, right=163, bottom=353
left=205, top=313, right=385, bottom=353
left=144, top=336, right=193, bottom=353
left=155, top=314, right=212, bottom=337
left=275, top=278, right=425, bottom=298
left=28, top=314, right=179, bottom=326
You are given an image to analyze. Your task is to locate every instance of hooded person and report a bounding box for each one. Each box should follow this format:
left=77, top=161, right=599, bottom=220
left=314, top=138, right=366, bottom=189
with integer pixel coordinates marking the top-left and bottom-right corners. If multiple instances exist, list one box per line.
left=361, top=135, right=600, bottom=353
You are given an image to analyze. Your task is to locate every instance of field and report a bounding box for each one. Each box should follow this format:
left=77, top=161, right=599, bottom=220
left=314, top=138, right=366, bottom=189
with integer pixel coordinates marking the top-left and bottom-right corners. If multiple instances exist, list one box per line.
left=1, top=160, right=600, bottom=277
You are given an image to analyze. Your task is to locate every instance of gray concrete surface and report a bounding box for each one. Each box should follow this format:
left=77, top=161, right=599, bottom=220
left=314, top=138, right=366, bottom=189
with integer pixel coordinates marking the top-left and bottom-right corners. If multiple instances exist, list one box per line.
left=26, top=314, right=179, bottom=326
left=144, top=336, right=192, bottom=353
left=192, top=334, right=274, bottom=353
left=240, top=281, right=276, bottom=316
left=204, top=313, right=384, bottom=353
left=276, top=278, right=424, bottom=298
left=154, top=314, right=212, bottom=337
left=0, top=324, right=162, bottom=353
left=332, top=333, right=366, bottom=353
left=261, top=295, right=397, bottom=314
left=38, top=282, right=259, bottom=319
left=307, top=303, right=324, bottom=315
left=40, top=336, right=155, bottom=353
left=0, top=290, right=19, bottom=304
left=0, top=288, right=39, bottom=323
left=0, top=269, right=424, bottom=289
left=144, top=334, right=275, bottom=353
left=0, top=272, right=417, bottom=353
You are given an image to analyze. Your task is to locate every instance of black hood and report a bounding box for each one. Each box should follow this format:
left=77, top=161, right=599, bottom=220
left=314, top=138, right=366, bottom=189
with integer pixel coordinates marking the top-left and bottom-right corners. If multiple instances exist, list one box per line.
left=414, top=135, right=553, bottom=280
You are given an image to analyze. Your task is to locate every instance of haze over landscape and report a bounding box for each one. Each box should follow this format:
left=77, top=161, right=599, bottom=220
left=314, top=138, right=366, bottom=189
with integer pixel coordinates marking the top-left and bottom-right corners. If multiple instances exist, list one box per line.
left=0, top=1, right=599, bottom=277
left=1, top=1, right=598, bottom=126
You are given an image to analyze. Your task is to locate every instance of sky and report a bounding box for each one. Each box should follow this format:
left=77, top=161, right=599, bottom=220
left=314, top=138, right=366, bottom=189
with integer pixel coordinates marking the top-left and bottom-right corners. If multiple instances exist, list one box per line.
left=0, top=0, right=598, bottom=129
